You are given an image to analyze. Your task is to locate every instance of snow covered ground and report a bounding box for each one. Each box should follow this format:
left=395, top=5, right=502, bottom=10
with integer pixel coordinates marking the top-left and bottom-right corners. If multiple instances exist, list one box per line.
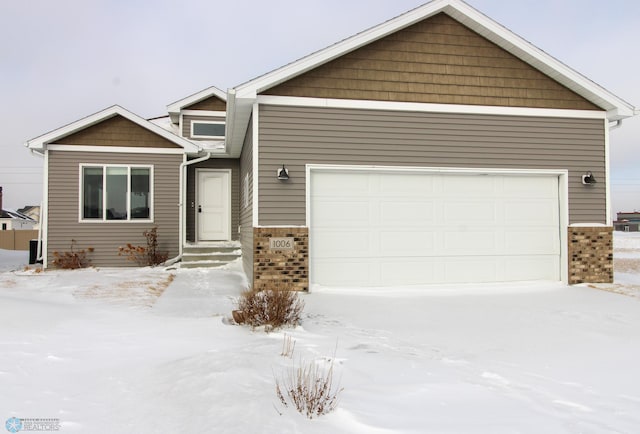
left=1, top=234, right=639, bottom=433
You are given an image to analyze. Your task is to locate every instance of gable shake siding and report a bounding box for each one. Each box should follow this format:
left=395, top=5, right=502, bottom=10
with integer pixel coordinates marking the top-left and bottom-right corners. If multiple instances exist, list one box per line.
left=263, top=14, right=598, bottom=111
left=239, top=118, right=254, bottom=282
left=183, top=96, right=227, bottom=111
left=257, top=104, right=606, bottom=226
left=47, top=151, right=181, bottom=267
left=57, top=115, right=182, bottom=148
left=186, top=159, right=240, bottom=242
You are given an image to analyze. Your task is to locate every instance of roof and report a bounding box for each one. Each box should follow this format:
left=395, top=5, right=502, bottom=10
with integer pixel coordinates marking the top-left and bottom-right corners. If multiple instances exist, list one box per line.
left=167, top=86, right=227, bottom=123
left=0, top=208, right=36, bottom=221
left=25, top=105, right=201, bottom=154
left=226, top=0, right=638, bottom=155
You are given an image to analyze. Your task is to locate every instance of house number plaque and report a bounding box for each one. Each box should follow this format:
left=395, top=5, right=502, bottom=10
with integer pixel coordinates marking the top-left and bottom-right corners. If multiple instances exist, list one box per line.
left=269, top=237, right=294, bottom=250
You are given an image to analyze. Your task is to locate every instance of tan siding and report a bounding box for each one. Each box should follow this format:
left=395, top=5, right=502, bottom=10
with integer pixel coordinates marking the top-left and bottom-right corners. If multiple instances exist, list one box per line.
left=47, top=151, right=181, bottom=267
left=239, top=117, right=254, bottom=283
left=183, top=96, right=227, bottom=111
left=258, top=105, right=606, bottom=226
left=263, top=13, right=599, bottom=111
left=186, top=159, right=240, bottom=242
left=57, top=115, right=181, bottom=148
left=182, top=115, right=226, bottom=139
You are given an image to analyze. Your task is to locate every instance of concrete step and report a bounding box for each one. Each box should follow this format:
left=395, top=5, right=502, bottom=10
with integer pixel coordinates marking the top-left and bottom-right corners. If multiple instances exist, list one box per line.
left=180, top=242, right=242, bottom=269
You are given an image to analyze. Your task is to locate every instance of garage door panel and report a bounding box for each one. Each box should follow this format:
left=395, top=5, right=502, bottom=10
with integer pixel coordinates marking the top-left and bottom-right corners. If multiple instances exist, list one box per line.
left=443, top=231, right=497, bottom=254
left=313, top=200, right=370, bottom=227
left=380, top=230, right=435, bottom=255
left=444, top=201, right=496, bottom=223
left=380, top=200, right=435, bottom=224
left=504, top=200, right=559, bottom=226
left=313, top=229, right=371, bottom=258
left=310, top=170, right=561, bottom=287
left=505, top=230, right=560, bottom=254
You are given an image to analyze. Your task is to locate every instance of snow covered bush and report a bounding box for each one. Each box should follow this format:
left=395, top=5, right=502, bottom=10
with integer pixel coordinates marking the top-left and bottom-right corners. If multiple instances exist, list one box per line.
left=234, top=288, right=304, bottom=331
left=275, top=357, right=343, bottom=419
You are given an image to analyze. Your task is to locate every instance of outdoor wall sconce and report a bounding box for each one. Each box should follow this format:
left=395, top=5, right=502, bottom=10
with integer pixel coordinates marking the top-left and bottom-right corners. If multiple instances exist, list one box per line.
left=277, top=164, right=290, bottom=181
left=582, top=171, right=596, bottom=185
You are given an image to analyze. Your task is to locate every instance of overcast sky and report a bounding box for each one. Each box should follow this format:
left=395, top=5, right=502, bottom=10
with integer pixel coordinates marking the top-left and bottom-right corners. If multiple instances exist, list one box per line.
left=1, top=0, right=638, bottom=214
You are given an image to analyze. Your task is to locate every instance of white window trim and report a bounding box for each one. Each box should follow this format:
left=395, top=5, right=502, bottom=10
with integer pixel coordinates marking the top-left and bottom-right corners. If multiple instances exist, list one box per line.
left=190, top=120, right=226, bottom=139
left=78, top=164, right=154, bottom=223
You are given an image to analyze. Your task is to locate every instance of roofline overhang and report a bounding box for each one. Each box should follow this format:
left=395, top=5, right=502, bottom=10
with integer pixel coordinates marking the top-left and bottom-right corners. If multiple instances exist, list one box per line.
left=25, top=105, right=202, bottom=154
left=232, top=0, right=636, bottom=120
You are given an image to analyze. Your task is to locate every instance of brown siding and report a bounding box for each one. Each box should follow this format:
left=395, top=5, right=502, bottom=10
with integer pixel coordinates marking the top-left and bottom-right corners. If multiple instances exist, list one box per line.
left=258, top=104, right=606, bottom=226
left=57, top=115, right=181, bottom=148
left=47, top=151, right=181, bottom=267
left=184, top=96, right=227, bottom=111
left=240, top=117, right=254, bottom=283
left=182, top=115, right=226, bottom=139
left=263, top=13, right=599, bottom=111
left=186, top=159, right=240, bottom=242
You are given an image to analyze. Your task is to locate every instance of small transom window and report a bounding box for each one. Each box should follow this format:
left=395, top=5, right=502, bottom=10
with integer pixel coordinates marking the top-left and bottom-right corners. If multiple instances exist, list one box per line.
left=191, top=121, right=225, bottom=139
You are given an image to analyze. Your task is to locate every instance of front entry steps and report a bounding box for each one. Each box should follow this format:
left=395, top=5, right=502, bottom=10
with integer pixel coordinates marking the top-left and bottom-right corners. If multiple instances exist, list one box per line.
left=180, top=241, right=241, bottom=269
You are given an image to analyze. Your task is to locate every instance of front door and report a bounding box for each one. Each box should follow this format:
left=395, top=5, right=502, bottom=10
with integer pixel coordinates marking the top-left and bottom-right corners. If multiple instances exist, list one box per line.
left=197, top=169, right=231, bottom=241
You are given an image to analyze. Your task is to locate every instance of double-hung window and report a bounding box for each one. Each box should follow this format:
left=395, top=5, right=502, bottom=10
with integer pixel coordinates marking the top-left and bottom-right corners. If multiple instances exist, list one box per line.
left=81, top=165, right=152, bottom=221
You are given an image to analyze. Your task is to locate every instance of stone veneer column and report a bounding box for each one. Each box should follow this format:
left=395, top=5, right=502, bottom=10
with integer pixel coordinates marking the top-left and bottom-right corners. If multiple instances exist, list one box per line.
left=568, top=226, right=613, bottom=284
left=253, top=227, right=309, bottom=291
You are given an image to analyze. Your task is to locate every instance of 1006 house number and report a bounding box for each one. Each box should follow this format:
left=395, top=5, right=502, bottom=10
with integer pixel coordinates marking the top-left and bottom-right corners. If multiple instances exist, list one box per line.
left=269, top=237, right=294, bottom=250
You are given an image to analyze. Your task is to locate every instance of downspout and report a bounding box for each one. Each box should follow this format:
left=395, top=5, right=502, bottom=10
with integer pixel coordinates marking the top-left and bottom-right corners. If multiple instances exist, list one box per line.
left=609, top=119, right=623, bottom=130
left=164, top=152, right=211, bottom=266
left=29, top=148, right=45, bottom=262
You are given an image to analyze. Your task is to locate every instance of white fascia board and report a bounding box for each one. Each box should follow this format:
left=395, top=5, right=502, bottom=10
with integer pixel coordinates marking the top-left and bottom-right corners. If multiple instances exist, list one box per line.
left=167, top=86, right=227, bottom=123
left=225, top=95, right=254, bottom=158
left=256, top=95, right=607, bottom=119
left=26, top=105, right=202, bottom=154
left=234, top=0, right=635, bottom=119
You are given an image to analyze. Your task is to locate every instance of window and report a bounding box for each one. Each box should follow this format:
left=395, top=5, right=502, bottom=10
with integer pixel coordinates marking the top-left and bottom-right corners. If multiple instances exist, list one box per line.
left=191, top=121, right=225, bottom=139
left=1, top=223, right=6, bottom=230
left=81, top=165, right=152, bottom=221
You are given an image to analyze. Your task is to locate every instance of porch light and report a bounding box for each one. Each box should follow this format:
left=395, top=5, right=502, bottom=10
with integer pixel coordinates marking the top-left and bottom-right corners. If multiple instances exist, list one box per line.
left=277, top=164, right=289, bottom=181
left=581, top=171, right=596, bottom=185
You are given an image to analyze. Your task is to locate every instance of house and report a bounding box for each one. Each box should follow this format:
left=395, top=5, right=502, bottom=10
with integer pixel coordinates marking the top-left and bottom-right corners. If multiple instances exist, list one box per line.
left=0, top=187, right=37, bottom=231
left=614, top=212, right=640, bottom=232
left=26, top=0, right=637, bottom=287
left=17, top=205, right=41, bottom=226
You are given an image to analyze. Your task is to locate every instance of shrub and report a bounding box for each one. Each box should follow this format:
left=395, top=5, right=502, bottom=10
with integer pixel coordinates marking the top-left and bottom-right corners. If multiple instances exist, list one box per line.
left=275, top=357, right=343, bottom=419
left=234, top=288, right=304, bottom=331
left=52, top=240, right=94, bottom=269
left=118, top=226, right=168, bottom=266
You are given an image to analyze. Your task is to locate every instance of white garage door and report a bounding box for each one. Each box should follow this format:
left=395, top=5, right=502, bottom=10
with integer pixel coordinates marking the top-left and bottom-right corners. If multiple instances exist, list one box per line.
left=310, top=170, right=561, bottom=287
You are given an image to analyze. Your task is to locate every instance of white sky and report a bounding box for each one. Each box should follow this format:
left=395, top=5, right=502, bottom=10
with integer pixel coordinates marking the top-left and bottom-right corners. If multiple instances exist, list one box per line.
left=1, top=0, right=638, bottom=214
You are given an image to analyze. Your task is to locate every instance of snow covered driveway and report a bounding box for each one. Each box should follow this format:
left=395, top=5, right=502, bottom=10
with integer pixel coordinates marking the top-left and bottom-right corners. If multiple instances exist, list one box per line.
left=1, top=235, right=640, bottom=433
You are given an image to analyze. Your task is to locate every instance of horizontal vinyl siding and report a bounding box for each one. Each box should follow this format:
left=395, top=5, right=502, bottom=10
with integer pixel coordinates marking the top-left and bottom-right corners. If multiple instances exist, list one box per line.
left=182, top=115, right=226, bottom=139
left=47, top=151, right=181, bottom=267
left=183, top=96, right=227, bottom=111
left=240, top=118, right=254, bottom=283
left=258, top=105, right=606, bottom=226
left=186, top=159, right=240, bottom=242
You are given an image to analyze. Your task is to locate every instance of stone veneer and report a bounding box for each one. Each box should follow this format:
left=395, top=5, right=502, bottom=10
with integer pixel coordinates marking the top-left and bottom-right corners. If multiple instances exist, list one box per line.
left=253, top=227, right=309, bottom=291
left=568, top=226, right=613, bottom=284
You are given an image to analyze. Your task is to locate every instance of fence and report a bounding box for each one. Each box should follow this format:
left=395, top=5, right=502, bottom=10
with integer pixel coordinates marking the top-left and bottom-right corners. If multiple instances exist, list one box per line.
left=0, top=230, right=39, bottom=251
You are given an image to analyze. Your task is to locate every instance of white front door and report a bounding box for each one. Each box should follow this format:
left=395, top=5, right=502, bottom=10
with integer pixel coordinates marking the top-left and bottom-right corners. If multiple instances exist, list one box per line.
left=197, top=170, right=231, bottom=241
